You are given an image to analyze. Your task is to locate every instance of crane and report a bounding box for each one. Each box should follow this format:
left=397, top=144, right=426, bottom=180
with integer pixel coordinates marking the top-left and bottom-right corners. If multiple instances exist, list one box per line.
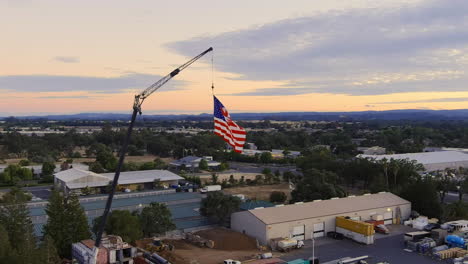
left=94, top=47, right=213, bottom=249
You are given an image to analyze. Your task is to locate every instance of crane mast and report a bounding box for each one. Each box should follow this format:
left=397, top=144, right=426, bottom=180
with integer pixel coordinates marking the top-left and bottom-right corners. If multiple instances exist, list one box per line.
left=94, top=47, right=213, bottom=250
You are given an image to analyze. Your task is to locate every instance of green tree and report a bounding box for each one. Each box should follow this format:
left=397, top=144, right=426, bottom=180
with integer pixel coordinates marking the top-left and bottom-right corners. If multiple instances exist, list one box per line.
left=210, top=173, right=219, bottom=185
left=199, top=159, right=209, bottom=170
left=291, top=169, right=345, bottom=202
left=93, top=210, right=142, bottom=243
left=89, top=161, right=105, bottom=173
left=42, top=162, right=56, bottom=177
left=139, top=203, right=176, bottom=237
left=0, top=224, right=16, bottom=262
left=443, top=202, right=468, bottom=222
left=96, top=148, right=117, bottom=171
left=19, top=159, right=30, bottom=166
left=44, top=190, right=91, bottom=258
left=400, top=179, right=442, bottom=219
left=37, top=235, right=61, bottom=264
left=200, top=192, right=241, bottom=225
left=154, top=158, right=168, bottom=169
left=0, top=188, right=36, bottom=261
left=260, top=152, right=273, bottom=164
left=270, top=191, right=287, bottom=203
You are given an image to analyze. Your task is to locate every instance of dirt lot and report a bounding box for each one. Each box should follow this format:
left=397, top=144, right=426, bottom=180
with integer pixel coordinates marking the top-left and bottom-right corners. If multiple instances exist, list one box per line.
left=138, top=228, right=265, bottom=264
left=223, top=183, right=292, bottom=201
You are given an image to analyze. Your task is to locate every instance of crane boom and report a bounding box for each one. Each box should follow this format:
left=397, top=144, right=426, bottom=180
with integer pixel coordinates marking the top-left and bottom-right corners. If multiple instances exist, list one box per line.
left=134, top=47, right=213, bottom=112
left=94, top=47, right=213, bottom=250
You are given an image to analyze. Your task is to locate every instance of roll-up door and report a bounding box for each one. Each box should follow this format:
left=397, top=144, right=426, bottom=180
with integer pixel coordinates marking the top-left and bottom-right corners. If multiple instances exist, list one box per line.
left=292, top=225, right=305, bottom=240
left=313, top=222, right=325, bottom=238
left=384, top=211, right=393, bottom=225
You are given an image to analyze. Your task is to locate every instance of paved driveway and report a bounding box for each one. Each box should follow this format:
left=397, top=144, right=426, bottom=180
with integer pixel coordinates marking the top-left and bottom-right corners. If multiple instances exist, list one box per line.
left=281, top=225, right=445, bottom=264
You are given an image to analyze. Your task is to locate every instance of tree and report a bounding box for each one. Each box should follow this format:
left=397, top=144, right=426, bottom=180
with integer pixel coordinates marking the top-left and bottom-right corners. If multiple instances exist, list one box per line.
left=19, top=159, right=30, bottom=166
left=37, top=236, right=61, bottom=264
left=200, top=192, right=241, bottom=225
left=93, top=210, right=142, bottom=243
left=140, top=203, right=176, bottom=237
left=89, top=161, right=105, bottom=173
left=96, top=147, right=117, bottom=171
left=260, top=152, right=273, bottom=164
left=0, top=188, right=36, bottom=261
left=210, top=173, right=219, bottom=185
left=42, top=162, right=56, bottom=177
left=154, top=158, right=168, bottom=169
left=270, top=191, right=287, bottom=203
left=199, top=159, right=209, bottom=170
left=434, top=171, right=452, bottom=203
left=291, top=168, right=345, bottom=202
left=0, top=164, right=33, bottom=184
left=400, top=179, right=442, bottom=219
left=44, top=190, right=91, bottom=258
left=0, top=224, right=15, bottom=262
left=443, top=202, right=468, bottom=222
left=81, top=186, right=92, bottom=196
left=219, top=162, right=229, bottom=171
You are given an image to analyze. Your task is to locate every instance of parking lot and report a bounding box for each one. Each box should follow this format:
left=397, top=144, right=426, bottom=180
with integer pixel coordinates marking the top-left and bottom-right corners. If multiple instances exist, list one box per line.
left=281, top=225, right=444, bottom=264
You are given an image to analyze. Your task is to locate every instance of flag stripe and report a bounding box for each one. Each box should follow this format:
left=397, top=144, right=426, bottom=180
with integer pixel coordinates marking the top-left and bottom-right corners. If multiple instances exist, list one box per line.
left=213, top=96, right=246, bottom=153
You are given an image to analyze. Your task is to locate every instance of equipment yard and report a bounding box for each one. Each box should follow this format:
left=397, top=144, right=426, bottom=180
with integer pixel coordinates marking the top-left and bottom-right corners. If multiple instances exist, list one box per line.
left=141, top=228, right=263, bottom=264
left=223, top=183, right=292, bottom=201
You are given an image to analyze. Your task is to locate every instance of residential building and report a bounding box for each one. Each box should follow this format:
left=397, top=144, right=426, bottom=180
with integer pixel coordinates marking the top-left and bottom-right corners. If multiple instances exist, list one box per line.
left=231, top=192, right=410, bottom=245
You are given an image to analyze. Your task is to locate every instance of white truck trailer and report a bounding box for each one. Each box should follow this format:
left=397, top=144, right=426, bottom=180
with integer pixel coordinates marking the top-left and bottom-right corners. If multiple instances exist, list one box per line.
left=200, top=185, right=222, bottom=193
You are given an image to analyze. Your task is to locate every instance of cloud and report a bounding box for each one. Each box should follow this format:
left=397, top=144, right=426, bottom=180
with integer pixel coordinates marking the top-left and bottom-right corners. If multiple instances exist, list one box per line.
left=168, top=0, right=468, bottom=96
left=375, top=97, right=468, bottom=104
left=53, top=56, right=80, bottom=63
left=0, top=74, right=186, bottom=93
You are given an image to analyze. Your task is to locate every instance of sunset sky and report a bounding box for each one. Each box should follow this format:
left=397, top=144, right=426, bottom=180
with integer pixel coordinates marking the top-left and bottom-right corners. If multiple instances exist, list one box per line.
left=2, top=0, right=468, bottom=116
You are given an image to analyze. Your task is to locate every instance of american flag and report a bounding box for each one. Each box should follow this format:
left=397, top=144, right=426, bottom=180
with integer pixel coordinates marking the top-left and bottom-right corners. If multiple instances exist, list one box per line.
left=213, top=96, right=246, bottom=153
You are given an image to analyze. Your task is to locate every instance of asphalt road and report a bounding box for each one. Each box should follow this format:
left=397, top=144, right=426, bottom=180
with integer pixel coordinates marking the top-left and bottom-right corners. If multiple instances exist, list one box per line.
left=24, top=185, right=52, bottom=200
left=281, top=228, right=444, bottom=264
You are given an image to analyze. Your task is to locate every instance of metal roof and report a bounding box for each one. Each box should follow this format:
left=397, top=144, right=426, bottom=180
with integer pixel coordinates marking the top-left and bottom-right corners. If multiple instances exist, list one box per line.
left=248, top=192, right=410, bottom=225
left=55, top=168, right=183, bottom=189
left=101, top=170, right=183, bottom=184
left=54, top=168, right=107, bottom=182
left=358, top=151, right=468, bottom=165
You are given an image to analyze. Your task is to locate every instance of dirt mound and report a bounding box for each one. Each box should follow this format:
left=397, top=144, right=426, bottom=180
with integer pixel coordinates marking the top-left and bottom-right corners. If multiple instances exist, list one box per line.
left=194, top=228, right=257, bottom=251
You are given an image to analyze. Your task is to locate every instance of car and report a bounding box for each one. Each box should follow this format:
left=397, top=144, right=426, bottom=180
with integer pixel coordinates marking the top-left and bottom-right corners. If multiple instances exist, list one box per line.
left=327, top=231, right=344, bottom=240
left=375, top=224, right=389, bottom=234
left=424, top=223, right=441, bottom=231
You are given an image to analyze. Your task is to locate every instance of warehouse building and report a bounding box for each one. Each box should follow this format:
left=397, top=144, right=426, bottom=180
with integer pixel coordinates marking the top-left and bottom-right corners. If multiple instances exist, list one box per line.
left=54, top=168, right=183, bottom=195
left=358, top=150, right=468, bottom=171
left=231, top=192, right=410, bottom=245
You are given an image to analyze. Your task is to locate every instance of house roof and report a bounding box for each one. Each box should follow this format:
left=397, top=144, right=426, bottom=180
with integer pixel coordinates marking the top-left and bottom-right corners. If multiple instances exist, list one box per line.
left=247, top=192, right=410, bottom=225
left=359, top=151, right=468, bottom=165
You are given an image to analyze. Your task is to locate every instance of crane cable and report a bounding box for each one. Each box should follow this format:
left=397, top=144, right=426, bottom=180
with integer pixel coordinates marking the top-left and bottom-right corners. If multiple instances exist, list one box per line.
left=211, top=51, right=215, bottom=95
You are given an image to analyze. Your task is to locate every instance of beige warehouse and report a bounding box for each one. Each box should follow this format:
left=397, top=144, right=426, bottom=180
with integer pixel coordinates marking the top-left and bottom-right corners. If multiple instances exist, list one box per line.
left=231, top=192, right=411, bottom=245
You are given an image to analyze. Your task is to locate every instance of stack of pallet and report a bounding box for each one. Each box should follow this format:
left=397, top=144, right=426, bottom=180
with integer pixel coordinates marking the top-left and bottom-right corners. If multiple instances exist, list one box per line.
left=435, top=248, right=468, bottom=260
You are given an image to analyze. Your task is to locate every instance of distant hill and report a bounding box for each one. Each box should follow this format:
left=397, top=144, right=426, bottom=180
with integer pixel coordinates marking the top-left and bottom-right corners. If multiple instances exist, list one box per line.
left=4, top=109, right=468, bottom=121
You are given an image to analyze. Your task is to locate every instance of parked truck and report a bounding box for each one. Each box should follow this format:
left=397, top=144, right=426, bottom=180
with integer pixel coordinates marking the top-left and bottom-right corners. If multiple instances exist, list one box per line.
left=200, top=185, right=222, bottom=193
left=336, top=217, right=375, bottom=245
left=365, top=220, right=389, bottom=234
left=271, top=238, right=304, bottom=252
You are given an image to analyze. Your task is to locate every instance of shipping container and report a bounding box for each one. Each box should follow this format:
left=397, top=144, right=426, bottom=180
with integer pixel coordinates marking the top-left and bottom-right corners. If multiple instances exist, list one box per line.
left=336, top=216, right=374, bottom=236
left=336, top=227, right=374, bottom=244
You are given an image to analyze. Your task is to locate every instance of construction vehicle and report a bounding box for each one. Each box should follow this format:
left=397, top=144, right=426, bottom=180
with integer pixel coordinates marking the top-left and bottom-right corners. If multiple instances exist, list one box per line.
left=145, top=238, right=175, bottom=252
left=185, top=232, right=215, bottom=248
left=94, top=47, right=213, bottom=248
